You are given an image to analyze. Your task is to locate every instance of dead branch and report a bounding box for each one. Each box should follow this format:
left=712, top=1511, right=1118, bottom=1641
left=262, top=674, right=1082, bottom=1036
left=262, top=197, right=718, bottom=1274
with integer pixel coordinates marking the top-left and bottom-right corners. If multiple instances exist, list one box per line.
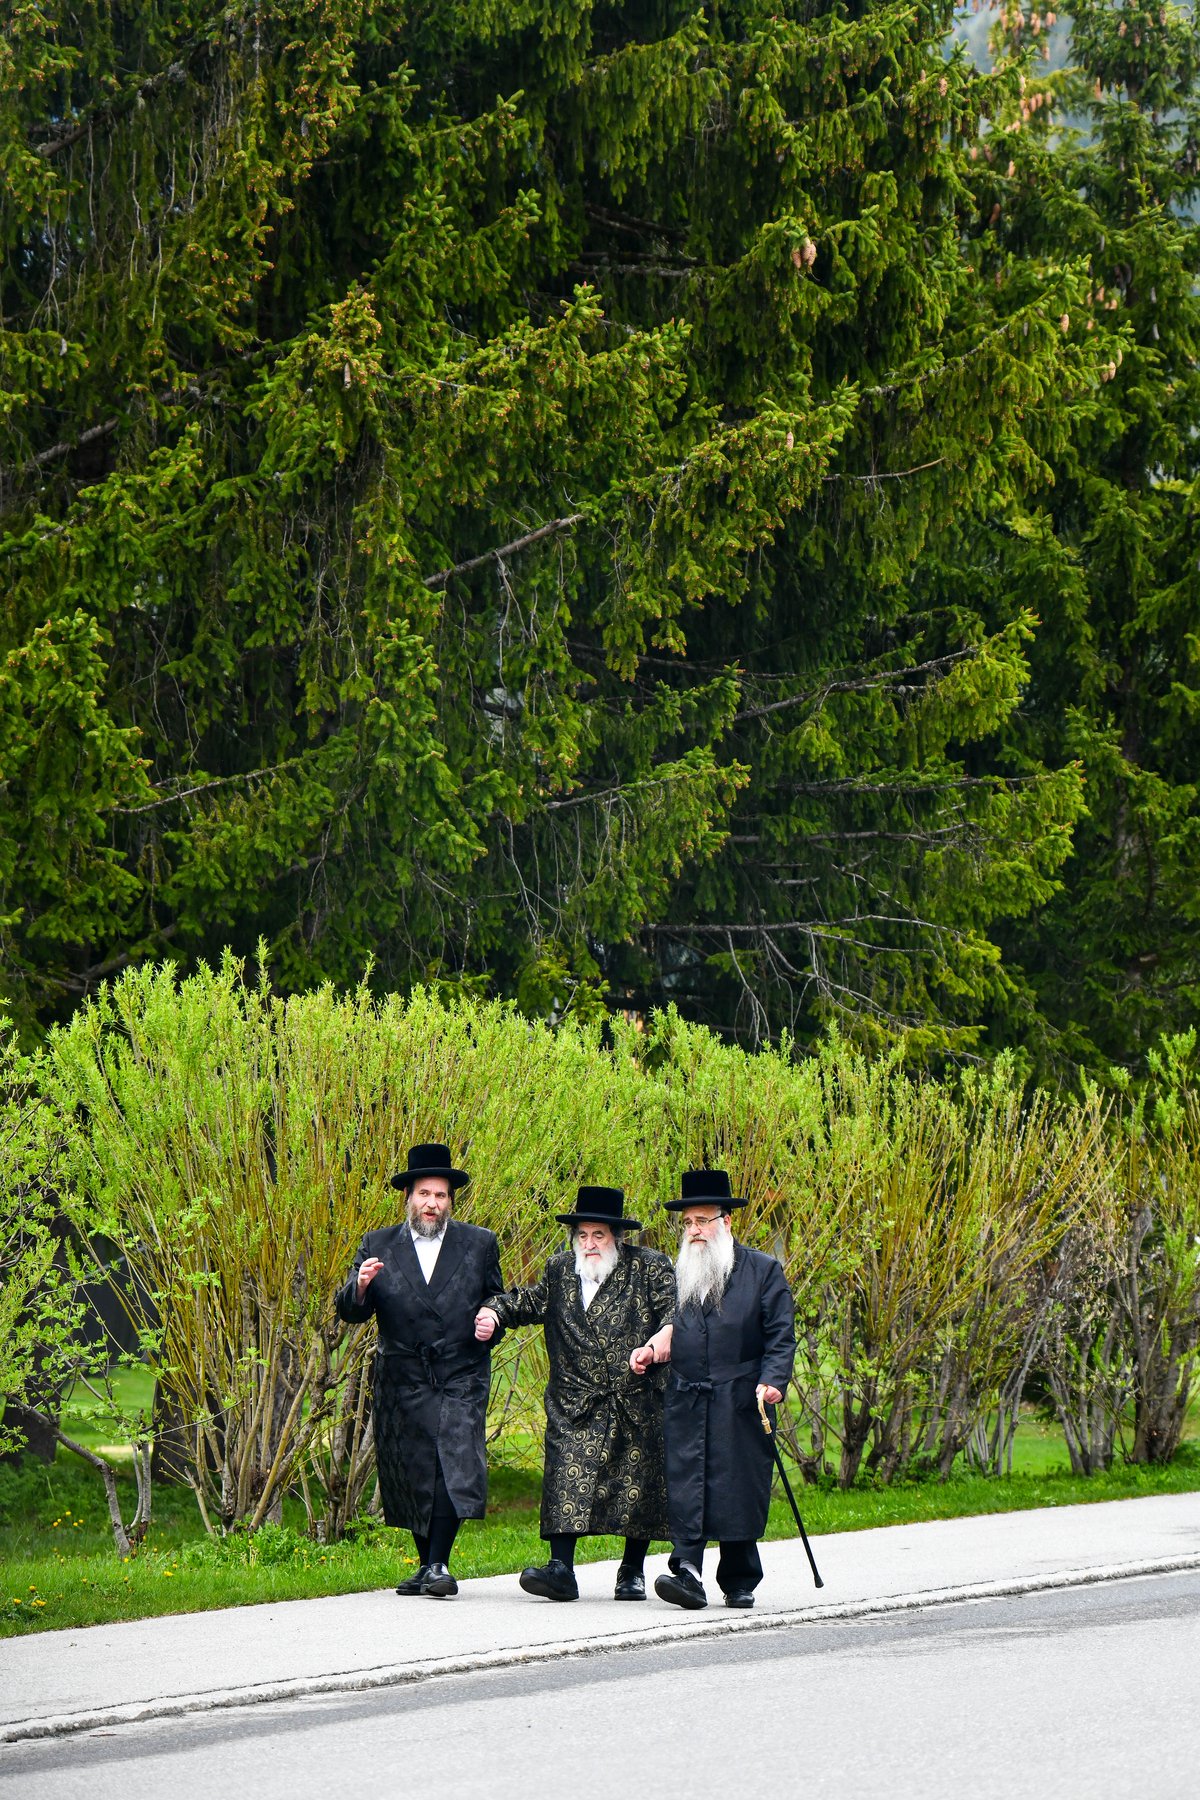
left=424, top=514, right=587, bottom=589
left=6, top=417, right=120, bottom=480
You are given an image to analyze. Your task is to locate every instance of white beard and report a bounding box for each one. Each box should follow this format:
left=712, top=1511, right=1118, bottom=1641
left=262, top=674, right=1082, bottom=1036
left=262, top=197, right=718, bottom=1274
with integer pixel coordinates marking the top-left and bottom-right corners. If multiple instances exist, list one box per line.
left=676, top=1229, right=735, bottom=1311
left=573, top=1236, right=621, bottom=1286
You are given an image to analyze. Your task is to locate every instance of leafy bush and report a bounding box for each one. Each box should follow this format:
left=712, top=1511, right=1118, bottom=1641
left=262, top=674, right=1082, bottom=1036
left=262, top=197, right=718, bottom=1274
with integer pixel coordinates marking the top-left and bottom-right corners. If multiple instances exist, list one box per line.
left=9, top=963, right=1200, bottom=1553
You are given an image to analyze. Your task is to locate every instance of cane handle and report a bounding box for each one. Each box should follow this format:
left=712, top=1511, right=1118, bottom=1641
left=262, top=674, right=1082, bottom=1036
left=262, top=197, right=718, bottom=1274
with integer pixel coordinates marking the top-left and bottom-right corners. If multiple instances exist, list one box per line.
left=757, top=1391, right=773, bottom=1436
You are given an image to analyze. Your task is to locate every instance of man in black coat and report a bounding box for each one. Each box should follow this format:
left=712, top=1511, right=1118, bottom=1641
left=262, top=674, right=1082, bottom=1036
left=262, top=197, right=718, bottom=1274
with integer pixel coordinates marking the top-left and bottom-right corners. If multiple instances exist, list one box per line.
left=335, top=1142, right=502, bottom=1598
left=475, top=1186, right=674, bottom=1603
left=631, top=1169, right=795, bottom=1612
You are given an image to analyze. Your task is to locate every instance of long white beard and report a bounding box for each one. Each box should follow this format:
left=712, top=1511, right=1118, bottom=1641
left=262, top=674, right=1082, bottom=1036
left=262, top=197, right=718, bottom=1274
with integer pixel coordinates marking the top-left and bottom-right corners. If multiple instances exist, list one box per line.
left=676, top=1229, right=735, bottom=1311
left=574, top=1236, right=621, bottom=1286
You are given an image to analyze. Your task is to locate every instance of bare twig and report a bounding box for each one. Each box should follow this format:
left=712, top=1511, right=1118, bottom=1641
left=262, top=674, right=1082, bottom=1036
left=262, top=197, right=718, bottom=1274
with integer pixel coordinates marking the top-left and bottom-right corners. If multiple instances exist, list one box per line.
left=5, top=417, right=120, bottom=480
left=115, top=763, right=300, bottom=816
left=27, top=1411, right=134, bottom=1558
left=424, top=514, right=587, bottom=589
left=822, top=458, right=946, bottom=485
left=733, top=647, right=978, bottom=724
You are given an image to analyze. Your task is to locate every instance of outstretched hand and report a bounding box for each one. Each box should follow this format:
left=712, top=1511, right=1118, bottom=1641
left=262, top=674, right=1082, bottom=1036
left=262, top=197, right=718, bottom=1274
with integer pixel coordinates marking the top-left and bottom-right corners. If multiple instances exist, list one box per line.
left=475, top=1307, right=499, bottom=1342
left=356, top=1256, right=384, bottom=1298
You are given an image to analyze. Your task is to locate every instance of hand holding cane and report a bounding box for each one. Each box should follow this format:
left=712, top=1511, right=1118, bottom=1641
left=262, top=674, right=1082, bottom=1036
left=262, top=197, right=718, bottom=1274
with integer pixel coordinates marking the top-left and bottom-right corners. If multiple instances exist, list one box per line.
left=758, top=1391, right=824, bottom=1589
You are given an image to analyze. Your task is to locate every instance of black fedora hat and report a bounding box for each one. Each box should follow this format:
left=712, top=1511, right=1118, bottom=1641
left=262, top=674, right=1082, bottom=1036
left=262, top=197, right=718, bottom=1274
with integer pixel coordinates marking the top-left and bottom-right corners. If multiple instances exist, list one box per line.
left=664, top=1168, right=745, bottom=1212
left=555, top=1185, right=642, bottom=1233
left=390, top=1142, right=470, bottom=1192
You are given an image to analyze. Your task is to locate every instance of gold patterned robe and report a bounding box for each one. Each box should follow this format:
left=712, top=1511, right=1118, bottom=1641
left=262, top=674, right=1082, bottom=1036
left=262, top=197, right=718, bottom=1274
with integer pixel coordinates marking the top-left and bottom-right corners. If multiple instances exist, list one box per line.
left=486, top=1243, right=675, bottom=1537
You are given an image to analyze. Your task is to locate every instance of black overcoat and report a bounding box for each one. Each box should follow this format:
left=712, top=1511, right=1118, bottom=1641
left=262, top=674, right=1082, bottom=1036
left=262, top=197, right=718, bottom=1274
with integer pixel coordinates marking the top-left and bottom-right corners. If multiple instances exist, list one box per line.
left=486, top=1243, right=675, bottom=1538
left=335, top=1219, right=503, bottom=1532
left=664, top=1244, right=796, bottom=1543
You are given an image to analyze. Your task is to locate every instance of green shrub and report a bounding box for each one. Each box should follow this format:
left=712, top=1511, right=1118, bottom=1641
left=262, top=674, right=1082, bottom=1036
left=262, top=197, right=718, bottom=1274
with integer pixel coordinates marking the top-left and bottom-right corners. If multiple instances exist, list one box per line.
left=9, top=962, right=1200, bottom=1552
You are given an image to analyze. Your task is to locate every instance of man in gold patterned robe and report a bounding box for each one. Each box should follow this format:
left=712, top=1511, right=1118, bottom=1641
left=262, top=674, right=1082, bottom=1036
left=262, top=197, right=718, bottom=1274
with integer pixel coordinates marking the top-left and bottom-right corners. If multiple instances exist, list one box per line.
left=474, top=1185, right=675, bottom=1601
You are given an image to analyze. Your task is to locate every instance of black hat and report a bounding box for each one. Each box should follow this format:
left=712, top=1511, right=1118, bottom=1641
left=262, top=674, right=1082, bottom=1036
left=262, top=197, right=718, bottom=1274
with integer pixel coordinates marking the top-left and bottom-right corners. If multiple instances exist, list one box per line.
left=664, top=1169, right=745, bottom=1212
left=390, top=1142, right=470, bottom=1192
left=555, top=1185, right=642, bottom=1233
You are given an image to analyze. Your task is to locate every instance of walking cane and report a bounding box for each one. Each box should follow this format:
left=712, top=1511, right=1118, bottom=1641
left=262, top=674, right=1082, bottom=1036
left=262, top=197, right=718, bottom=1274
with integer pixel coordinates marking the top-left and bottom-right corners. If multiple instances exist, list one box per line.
left=759, top=1393, right=824, bottom=1589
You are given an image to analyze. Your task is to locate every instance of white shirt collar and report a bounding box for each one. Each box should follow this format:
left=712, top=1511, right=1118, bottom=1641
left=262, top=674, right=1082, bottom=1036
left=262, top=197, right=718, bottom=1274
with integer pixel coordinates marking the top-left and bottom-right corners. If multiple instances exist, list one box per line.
left=411, top=1223, right=447, bottom=1280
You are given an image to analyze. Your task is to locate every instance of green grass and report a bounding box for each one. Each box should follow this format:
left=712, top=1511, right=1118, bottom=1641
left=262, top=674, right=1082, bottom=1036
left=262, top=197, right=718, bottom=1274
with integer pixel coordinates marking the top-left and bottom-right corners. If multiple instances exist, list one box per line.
left=58, top=1364, right=157, bottom=1459
left=3, top=1417, right=1198, bottom=1639
left=0, top=1459, right=546, bottom=1636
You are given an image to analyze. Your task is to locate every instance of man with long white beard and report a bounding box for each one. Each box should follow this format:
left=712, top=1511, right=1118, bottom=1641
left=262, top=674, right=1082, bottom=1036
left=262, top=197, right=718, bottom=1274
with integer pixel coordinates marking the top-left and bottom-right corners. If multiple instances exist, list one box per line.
left=630, top=1169, right=795, bottom=1611
left=475, top=1186, right=674, bottom=1601
left=335, top=1143, right=503, bottom=1598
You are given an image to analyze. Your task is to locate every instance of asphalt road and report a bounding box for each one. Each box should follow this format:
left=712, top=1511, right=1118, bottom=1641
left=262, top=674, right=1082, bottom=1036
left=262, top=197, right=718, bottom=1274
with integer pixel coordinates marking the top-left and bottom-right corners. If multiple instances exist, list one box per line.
left=4, top=1572, right=1198, bottom=1799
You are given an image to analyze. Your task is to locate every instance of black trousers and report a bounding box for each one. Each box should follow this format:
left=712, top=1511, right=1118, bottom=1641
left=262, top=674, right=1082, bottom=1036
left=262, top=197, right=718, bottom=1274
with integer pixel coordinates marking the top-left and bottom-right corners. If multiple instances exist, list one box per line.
left=413, top=1457, right=460, bottom=1567
left=547, top=1533, right=650, bottom=1571
left=670, top=1538, right=763, bottom=1594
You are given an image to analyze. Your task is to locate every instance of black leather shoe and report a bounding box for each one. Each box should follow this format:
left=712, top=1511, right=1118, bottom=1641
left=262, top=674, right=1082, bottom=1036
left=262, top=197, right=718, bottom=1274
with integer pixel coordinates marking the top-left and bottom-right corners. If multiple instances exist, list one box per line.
left=614, top=1566, right=646, bottom=1601
left=422, top=1562, right=458, bottom=1597
left=519, top=1558, right=579, bottom=1601
left=396, top=1565, right=431, bottom=1596
left=654, top=1569, right=707, bottom=1610
left=724, top=1590, right=755, bottom=1609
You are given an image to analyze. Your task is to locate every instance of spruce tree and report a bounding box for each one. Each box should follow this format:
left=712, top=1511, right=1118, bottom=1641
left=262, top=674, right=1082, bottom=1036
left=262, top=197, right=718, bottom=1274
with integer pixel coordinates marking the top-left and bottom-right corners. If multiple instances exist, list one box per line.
left=966, top=0, right=1200, bottom=1075
left=1, top=3, right=1109, bottom=1050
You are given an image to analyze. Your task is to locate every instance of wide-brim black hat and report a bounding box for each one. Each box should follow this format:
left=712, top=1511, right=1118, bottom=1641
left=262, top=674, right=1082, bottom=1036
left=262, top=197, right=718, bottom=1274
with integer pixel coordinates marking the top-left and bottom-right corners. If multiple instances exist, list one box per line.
left=555, top=1184, right=642, bottom=1232
left=390, top=1142, right=470, bottom=1192
left=664, top=1168, right=745, bottom=1212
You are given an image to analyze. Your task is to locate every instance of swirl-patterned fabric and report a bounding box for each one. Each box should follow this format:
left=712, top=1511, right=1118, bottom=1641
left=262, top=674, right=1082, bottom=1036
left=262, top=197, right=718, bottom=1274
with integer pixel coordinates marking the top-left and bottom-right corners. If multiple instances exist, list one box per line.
left=487, top=1244, right=676, bottom=1537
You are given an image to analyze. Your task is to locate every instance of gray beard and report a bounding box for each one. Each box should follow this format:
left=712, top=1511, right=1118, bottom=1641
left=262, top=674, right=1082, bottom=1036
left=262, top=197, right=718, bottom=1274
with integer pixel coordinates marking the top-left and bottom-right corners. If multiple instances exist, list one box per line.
left=676, top=1230, right=735, bottom=1311
left=573, top=1236, right=621, bottom=1285
left=409, top=1208, right=448, bottom=1239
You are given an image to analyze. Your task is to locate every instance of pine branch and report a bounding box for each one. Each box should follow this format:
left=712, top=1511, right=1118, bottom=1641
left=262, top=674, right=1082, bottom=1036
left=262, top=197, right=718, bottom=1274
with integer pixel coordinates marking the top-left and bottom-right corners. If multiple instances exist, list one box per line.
left=59, top=926, right=180, bottom=995
left=783, top=828, right=965, bottom=845
left=568, top=643, right=744, bottom=675
left=639, top=917, right=947, bottom=941
left=423, top=514, right=587, bottom=589
left=861, top=311, right=1032, bottom=402
left=33, top=57, right=193, bottom=159
left=540, top=762, right=713, bottom=812
left=115, top=762, right=301, bottom=815
left=733, top=648, right=978, bottom=722
left=582, top=203, right=686, bottom=240
left=779, top=773, right=1041, bottom=796
left=823, top=458, right=946, bottom=484
left=6, top=417, right=120, bottom=479
left=569, top=259, right=698, bottom=279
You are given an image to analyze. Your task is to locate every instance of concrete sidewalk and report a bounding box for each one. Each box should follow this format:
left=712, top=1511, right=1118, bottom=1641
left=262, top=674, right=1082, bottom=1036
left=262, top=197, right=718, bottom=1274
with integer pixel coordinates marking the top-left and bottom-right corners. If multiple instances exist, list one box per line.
left=3, top=1491, right=1199, bottom=1744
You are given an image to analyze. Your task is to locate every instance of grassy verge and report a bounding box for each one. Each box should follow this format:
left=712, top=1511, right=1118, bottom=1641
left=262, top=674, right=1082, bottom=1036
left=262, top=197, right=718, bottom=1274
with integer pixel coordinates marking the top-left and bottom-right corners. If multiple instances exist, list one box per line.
left=3, top=1427, right=1198, bottom=1639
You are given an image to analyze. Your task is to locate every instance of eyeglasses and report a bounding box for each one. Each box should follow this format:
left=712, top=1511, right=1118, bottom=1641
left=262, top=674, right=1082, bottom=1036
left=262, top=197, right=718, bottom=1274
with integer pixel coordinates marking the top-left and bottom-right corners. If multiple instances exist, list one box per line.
left=680, top=1211, right=725, bottom=1232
